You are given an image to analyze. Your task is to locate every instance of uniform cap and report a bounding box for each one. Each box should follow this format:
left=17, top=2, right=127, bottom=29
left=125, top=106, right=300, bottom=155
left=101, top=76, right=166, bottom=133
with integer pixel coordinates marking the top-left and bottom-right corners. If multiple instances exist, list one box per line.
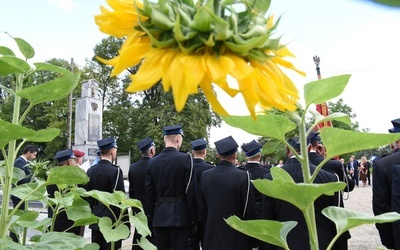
left=241, top=140, right=262, bottom=157
left=389, top=118, right=400, bottom=133
left=97, top=137, right=118, bottom=151
left=73, top=150, right=85, bottom=157
left=287, top=137, right=301, bottom=151
left=190, top=138, right=208, bottom=151
left=54, top=149, right=76, bottom=163
left=214, top=136, right=238, bottom=156
left=163, top=124, right=184, bottom=136
left=307, top=131, right=321, bottom=143
left=137, top=137, right=154, bottom=151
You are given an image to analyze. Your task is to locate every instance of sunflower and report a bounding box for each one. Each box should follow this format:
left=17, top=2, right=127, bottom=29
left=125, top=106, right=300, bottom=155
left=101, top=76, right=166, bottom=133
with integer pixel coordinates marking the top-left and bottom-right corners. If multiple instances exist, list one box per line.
left=95, top=0, right=305, bottom=118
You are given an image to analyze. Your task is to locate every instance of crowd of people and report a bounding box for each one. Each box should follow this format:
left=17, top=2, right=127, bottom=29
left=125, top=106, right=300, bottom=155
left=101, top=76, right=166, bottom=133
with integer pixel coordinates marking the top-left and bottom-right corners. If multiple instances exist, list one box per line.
left=8, top=118, right=400, bottom=249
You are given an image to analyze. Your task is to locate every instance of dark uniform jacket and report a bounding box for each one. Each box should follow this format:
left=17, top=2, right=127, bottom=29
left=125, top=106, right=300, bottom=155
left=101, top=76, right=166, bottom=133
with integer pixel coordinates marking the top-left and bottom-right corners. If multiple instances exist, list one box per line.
left=372, top=150, right=400, bottom=249
left=241, top=162, right=270, bottom=218
left=198, top=160, right=255, bottom=250
left=193, top=158, right=213, bottom=185
left=391, top=164, right=400, bottom=249
left=85, top=159, right=126, bottom=230
left=128, top=156, right=151, bottom=211
left=262, top=157, right=339, bottom=250
left=145, top=147, right=197, bottom=227
left=309, top=152, right=354, bottom=195
left=308, top=151, right=352, bottom=249
left=14, top=156, right=32, bottom=185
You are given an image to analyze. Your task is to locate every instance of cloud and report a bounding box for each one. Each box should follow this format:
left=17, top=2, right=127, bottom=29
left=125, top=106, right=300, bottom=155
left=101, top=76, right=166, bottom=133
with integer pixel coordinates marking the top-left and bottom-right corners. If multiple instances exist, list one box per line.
left=47, top=0, right=77, bottom=12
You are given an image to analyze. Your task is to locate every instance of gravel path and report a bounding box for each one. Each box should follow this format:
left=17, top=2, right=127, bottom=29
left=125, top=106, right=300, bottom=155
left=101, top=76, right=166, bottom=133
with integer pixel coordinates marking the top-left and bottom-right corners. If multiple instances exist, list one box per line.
left=344, top=177, right=384, bottom=250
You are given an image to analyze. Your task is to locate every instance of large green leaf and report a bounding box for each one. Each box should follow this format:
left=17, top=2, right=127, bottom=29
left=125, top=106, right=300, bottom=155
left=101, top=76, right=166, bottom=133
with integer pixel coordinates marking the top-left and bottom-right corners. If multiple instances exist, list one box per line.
left=367, top=0, right=400, bottom=7
left=0, top=119, right=59, bottom=147
left=253, top=168, right=345, bottom=211
left=84, top=190, right=124, bottom=208
left=30, top=232, right=90, bottom=249
left=311, top=112, right=351, bottom=128
left=322, top=206, right=400, bottom=237
left=0, top=46, right=15, bottom=56
left=17, top=216, right=52, bottom=232
left=16, top=72, right=81, bottom=106
left=0, top=55, right=30, bottom=76
left=320, top=127, right=400, bottom=159
left=10, top=182, right=47, bottom=201
left=304, top=75, right=351, bottom=108
left=0, top=239, right=26, bottom=250
left=26, top=128, right=60, bottom=142
left=130, top=211, right=151, bottom=238
left=223, top=114, right=296, bottom=140
left=66, top=198, right=92, bottom=221
left=13, top=37, right=35, bottom=59
left=46, top=166, right=89, bottom=185
left=226, top=216, right=295, bottom=249
left=99, top=217, right=130, bottom=242
left=34, top=62, right=72, bottom=75
left=262, top=139, right=283, bottom=155
left=137, top=236, right=157, bottom=250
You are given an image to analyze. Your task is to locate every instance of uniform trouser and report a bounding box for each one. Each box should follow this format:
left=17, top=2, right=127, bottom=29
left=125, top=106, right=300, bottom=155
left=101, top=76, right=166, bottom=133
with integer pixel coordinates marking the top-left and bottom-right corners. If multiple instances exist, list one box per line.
left=154, top=226, right=189, bottom=250
left=92, top=229, right=122, bottom=250
left=188, top=222, right=203, bottom=250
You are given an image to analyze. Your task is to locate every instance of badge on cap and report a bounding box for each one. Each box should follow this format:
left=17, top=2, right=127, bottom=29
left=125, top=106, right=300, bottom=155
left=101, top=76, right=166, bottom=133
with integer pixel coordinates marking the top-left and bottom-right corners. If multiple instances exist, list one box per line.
left=190, top=138, right=208, bottom=151
left=137, top=137, right=154, bottom=151
left=97, top=137, right=118, bottom=151
left=54, top=149, right=76, bottom=163
left=163, top=124, right=184, bottom=136
left=214, top=136, right=238, bottom=156
left=241, top=140, right=262, bottom=157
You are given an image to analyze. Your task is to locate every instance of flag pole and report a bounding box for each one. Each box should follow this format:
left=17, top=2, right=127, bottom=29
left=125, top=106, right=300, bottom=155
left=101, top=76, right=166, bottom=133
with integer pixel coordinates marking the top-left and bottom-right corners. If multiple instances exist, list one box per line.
left=313, top=56, right=332, bottom=130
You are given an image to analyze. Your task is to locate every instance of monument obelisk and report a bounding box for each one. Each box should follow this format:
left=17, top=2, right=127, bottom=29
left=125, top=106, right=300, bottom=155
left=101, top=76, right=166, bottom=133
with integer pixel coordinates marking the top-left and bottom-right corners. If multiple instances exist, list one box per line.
left=72, top=79, right=103, bottom=164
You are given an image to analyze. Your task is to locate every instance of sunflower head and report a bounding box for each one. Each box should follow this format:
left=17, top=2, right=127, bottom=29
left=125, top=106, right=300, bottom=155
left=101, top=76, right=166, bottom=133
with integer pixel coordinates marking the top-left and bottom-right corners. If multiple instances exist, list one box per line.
left=95, top=0, right=305, bottom=118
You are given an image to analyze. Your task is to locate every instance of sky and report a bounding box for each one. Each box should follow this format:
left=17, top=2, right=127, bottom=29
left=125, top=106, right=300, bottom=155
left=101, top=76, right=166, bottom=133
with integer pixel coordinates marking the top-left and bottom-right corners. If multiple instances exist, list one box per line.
left=1, top=0, right=400, bottom=147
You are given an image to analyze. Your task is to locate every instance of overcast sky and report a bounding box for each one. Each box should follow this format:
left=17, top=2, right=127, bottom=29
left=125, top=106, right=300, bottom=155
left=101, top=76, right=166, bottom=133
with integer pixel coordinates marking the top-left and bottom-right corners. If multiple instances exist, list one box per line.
left=1, top=0, right=400, bottom=146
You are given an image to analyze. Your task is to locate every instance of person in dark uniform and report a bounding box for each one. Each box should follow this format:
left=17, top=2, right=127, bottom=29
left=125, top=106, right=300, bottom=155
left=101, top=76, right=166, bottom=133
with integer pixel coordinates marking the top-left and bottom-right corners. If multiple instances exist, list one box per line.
left=307, top=131, right=353, bottom=249
left=85, top=137, right=127, bottom=250
left=128, top=137, right=156, bottom=249
left=47, top=149, right=81, bottom=235
left=391, top=164, right=400, bottom=249
left=198, top=136, right=255, bottom=250
left=145, top=124, right=197, bottom=250
left=373, top=118, right=400, bottom=249
left=240, top=140, right=269, bottom=249
left=241, top=140, right=269, bottom=217
left=10, top=144, right=38, bottom=242
left=262, top=137, right=338, bottom=250
left=188, top=138, right=214, bottom=250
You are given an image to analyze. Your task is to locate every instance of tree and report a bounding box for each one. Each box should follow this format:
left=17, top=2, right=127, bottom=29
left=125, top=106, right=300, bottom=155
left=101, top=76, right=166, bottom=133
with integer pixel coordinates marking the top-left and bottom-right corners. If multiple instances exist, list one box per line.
left=328, top=98, right=359, bottom=131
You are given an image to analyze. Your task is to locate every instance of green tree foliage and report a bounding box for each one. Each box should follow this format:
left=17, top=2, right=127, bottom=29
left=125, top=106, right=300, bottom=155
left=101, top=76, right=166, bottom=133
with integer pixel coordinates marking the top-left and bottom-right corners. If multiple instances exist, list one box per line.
left=327, top=98, right=359, bottom=131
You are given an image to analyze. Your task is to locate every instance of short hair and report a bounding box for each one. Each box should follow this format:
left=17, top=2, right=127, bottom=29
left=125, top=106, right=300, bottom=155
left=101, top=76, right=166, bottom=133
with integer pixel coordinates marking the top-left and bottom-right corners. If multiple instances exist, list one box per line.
left=22, top=144, right=38, bottom=154
left=140, top=147, right=153, bottom=156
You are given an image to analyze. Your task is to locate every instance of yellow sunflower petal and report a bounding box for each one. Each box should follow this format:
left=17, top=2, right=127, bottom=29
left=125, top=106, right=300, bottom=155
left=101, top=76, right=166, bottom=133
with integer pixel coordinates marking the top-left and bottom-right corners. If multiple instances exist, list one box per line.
left=200, top=80, right=229, bottom=116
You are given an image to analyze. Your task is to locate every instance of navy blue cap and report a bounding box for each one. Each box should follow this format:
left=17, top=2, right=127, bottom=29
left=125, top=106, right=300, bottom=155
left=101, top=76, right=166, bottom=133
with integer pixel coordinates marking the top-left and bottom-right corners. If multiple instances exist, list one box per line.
left=97, top=137, right=118, bottom=151
left=137, top=137, right=154, bottom=151
left=163, top=124, right=184, bottom=136
left=214, top=136, right=238, bottom=156
left=242, top=140, right=262, bottom=157
left=389, top=118, right=400, bottom=133
left=190, top=138, right=208, bottom=151
left=54, top=149, right=76, bottom=163
left=287, top=137, right=301, bottom=151
left=307, top=131, right=321, bottom=143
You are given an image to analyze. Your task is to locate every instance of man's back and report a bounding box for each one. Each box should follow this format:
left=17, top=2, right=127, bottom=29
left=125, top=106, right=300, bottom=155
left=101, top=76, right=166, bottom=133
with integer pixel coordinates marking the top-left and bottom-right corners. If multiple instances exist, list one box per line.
left=262, top=158, right=338, bottom=250
left=199, top=160, right=254, bottom=250
left=372, top=151, right=400, bottom=248
left=146, top=147, right=196, bottom=227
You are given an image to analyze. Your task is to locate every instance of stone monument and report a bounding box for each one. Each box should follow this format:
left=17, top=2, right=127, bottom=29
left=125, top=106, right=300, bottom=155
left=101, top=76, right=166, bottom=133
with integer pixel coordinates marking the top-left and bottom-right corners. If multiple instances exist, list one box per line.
left=72, top=79, right=103, bottom=165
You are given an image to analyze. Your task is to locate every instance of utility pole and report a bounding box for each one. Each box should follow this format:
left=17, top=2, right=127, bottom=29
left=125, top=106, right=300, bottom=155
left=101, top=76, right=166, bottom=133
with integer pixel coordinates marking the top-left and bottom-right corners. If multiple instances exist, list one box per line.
left=67, top=58, right=74, bottom=149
